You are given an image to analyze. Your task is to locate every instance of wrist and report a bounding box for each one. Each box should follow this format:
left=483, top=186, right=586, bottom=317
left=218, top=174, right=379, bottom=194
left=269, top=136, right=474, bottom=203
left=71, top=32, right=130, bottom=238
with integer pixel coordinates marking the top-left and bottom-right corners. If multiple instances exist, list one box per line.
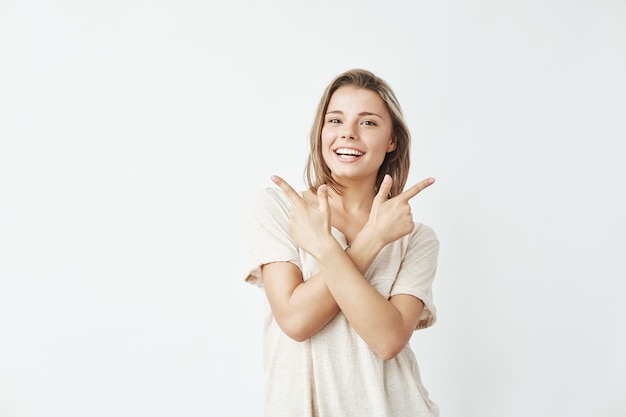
left=310, top=234, right=343, bottom=260
left=310, top=237, right=346, bottom=267
left=355, top=223, right=387, bottom=251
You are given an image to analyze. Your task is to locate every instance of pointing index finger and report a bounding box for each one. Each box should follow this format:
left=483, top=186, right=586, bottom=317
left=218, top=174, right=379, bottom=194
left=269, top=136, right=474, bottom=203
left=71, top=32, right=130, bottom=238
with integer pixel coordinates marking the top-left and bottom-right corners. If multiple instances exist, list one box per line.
left=271, top=175, right=304, bottom=205
left=398, top=177, right=435, bottom=201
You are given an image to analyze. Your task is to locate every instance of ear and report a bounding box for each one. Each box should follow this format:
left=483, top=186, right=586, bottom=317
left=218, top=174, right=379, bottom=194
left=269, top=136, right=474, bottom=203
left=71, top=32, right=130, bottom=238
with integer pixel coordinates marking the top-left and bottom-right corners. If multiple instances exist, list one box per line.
left=386, top=136, right=397, bottom=153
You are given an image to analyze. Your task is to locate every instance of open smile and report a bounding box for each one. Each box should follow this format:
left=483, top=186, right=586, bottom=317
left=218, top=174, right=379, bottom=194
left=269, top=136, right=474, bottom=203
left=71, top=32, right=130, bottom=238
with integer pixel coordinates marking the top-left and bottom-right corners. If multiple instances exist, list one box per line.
left=333, top=147, right=365, bottom=160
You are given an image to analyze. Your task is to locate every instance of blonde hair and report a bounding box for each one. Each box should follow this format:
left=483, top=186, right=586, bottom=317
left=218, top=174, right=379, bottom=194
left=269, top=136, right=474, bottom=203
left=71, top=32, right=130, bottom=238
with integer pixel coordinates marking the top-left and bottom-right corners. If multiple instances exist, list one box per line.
left=304, top=69, right=411, bottom=197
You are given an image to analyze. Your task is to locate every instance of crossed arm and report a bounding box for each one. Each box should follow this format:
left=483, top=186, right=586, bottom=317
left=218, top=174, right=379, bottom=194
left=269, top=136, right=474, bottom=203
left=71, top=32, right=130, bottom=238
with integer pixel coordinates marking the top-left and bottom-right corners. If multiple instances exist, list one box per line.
left=261, top=174, right=434, bottom=360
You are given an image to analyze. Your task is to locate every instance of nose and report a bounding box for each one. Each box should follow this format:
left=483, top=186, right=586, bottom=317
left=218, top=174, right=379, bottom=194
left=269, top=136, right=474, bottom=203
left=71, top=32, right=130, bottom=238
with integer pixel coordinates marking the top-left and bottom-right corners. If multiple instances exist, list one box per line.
left=340, top=122, right=357, bottom=140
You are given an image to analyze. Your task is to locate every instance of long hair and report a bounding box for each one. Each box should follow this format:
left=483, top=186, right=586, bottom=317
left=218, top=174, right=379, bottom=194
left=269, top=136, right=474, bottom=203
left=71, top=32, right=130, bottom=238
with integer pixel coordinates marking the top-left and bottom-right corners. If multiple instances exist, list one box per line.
left=304, top=69, right=411, bottom=197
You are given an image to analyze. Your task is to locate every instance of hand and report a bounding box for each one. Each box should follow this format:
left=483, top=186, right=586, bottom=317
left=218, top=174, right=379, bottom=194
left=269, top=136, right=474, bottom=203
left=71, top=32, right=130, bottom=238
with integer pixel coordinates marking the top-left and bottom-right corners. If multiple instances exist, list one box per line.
left=365, top=174, right=435, bottom=245
left=271, top=175, right=336, bottom=257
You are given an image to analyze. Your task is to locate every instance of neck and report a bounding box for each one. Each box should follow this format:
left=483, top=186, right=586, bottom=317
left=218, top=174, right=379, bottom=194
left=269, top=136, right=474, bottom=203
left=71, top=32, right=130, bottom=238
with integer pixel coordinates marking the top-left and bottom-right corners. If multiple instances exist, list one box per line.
left=327, top=179, right=377, bottom=214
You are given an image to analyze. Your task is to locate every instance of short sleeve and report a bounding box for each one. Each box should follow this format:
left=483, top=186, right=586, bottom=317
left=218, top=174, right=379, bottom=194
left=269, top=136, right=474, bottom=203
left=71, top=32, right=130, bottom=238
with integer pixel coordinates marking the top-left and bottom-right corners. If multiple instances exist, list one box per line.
left=244, top=188, right=301, bottom=288
left=389, top=223, right=440, bottom=330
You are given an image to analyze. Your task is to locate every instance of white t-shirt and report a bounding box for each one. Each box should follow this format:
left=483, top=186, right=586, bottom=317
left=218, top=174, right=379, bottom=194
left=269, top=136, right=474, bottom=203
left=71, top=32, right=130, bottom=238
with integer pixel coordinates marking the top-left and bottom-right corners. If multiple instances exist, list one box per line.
left=245, top=187, right=440, bottom=417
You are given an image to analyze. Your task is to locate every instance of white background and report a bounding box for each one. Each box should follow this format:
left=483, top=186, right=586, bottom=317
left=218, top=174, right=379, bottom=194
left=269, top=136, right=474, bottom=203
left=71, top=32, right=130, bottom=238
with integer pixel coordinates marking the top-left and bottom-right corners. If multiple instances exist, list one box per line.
left=1, top=1, right=625, bottom=416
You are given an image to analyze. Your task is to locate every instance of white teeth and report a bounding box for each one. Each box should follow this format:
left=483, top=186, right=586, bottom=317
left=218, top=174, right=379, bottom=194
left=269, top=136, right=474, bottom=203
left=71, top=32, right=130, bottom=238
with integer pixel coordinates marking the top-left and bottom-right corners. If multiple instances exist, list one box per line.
left=335, top=148, right=364, bottom=156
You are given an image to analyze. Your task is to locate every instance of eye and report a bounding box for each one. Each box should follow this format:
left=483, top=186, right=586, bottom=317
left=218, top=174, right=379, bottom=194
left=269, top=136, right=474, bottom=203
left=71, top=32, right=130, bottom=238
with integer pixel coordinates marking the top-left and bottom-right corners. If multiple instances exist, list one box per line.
left=361, top=120, right=377, bottom=126
left=327, top=118, right=341, bottom=124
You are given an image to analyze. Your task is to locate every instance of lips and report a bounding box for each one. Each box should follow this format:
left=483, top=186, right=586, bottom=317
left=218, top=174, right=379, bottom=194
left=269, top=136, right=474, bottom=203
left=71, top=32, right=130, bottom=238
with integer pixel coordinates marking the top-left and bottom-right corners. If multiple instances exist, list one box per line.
left=334, top=147, right=364, bottom=158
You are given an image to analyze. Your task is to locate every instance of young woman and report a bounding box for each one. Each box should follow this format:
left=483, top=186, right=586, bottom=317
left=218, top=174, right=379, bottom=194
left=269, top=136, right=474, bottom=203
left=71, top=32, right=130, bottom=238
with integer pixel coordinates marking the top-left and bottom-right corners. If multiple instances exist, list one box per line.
left=245, top=68, right=440, bottom=416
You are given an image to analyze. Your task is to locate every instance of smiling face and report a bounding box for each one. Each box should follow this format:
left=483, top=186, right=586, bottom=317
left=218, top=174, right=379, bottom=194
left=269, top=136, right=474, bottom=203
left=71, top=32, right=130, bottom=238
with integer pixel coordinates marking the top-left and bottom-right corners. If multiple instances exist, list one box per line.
left=321, top=86, right=396, bottom=186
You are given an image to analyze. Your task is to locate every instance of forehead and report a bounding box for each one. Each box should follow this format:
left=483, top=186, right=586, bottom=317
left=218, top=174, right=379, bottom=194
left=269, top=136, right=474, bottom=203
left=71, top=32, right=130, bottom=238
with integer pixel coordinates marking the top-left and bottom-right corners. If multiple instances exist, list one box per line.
left=327, top=86, right=389, bottom=115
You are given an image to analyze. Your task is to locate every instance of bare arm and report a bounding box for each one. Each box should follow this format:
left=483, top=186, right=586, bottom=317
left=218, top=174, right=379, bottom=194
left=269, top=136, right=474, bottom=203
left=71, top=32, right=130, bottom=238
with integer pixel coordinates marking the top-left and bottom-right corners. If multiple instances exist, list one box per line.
left=270, top=174, right=435, bottom=359
left=313, top=233, right=425, bottom=360
left=261, top=223, right=385, bottom=341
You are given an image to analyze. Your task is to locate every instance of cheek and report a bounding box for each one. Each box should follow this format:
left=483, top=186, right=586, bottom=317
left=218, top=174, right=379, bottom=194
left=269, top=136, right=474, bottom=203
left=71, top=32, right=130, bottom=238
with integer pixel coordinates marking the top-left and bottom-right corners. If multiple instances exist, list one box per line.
left=320, top=130, right=333, bottom=150
left=373, top=135, right=394, bottom=153
left=319, top=132, right=333, bottom=162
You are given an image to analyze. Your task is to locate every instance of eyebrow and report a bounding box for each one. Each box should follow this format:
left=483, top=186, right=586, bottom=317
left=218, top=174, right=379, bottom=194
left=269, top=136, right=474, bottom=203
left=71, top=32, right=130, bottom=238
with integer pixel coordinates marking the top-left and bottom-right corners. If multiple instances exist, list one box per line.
left=325, top=110, right=383, bottom=118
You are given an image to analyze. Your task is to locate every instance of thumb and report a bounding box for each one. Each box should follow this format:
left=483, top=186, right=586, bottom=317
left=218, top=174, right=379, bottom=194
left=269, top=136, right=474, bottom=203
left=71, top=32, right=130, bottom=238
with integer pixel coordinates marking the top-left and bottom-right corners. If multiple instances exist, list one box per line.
left=374, top=174, right=393, bottom=204
left=317, top=184, right=330, bottom=215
